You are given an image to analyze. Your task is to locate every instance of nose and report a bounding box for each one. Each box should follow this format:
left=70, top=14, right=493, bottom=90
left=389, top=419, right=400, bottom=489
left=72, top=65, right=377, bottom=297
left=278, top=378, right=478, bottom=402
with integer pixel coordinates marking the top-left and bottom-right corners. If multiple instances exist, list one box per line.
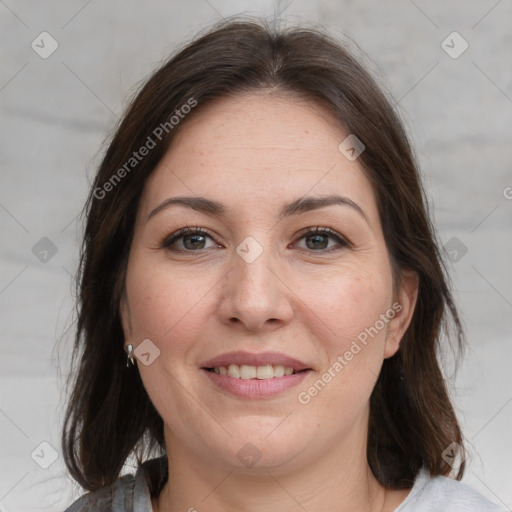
left=217, top=242, right=294, bottom=332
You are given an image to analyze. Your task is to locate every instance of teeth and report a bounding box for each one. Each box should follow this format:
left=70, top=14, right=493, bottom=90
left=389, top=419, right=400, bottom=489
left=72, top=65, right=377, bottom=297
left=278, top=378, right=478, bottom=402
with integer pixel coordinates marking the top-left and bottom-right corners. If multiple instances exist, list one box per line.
left=213, top=364, right=298, bottom=380
left=273, top=365, right=285, bottom=377
left=256, top=365, right=274, bottom=379
left=227, top=364, right=240, bottom=378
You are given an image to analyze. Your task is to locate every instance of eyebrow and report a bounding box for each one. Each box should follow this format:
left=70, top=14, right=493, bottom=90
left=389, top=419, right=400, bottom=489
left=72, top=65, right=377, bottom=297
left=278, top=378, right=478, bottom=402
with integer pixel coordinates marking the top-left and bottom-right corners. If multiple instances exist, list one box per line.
left=147, top=194, right=369, bottom=225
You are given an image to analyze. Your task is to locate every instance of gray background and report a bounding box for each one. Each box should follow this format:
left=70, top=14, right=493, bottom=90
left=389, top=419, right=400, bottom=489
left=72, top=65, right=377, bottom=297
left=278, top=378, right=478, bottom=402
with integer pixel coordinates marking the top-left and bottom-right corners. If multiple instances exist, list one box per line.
left=1, top=0, right=511, bottom=510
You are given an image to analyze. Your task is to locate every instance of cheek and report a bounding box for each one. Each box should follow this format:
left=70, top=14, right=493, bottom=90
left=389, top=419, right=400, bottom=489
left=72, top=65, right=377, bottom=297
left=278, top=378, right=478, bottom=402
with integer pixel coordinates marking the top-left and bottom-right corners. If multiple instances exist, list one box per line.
left=293, top=264, right=393, bottom=409
left=308, top=271, right=392, bottom=389
left=294, top=262, right=393, bottom=348
left=123, top=254, right=217, bottom=351
left=123, top=255, right=217, bottom=421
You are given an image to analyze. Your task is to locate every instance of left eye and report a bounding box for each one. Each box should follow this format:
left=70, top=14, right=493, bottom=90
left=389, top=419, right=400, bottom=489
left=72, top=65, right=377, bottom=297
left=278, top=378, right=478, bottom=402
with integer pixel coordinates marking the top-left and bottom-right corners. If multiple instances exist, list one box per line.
left=294, top=227, right=349, bottom=252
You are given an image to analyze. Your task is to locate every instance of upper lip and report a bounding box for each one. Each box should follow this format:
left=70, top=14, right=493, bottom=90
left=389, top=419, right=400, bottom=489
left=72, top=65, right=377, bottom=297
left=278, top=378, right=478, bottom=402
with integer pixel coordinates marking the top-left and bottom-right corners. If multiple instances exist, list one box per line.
left=200, top=351, right=312, bottom=372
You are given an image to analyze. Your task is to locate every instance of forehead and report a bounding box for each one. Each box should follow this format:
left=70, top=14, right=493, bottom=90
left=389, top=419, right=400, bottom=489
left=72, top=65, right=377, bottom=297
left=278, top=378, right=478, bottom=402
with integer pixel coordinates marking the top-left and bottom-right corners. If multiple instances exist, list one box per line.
left=139, top=92, right=379, bottom=223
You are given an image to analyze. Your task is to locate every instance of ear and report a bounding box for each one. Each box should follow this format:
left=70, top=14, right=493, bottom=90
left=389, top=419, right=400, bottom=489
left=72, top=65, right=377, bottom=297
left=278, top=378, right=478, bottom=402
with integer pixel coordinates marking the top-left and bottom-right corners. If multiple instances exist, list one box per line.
left=119, top=291, right=133, bottom=342
left=384, top=269, right=419, bottom=358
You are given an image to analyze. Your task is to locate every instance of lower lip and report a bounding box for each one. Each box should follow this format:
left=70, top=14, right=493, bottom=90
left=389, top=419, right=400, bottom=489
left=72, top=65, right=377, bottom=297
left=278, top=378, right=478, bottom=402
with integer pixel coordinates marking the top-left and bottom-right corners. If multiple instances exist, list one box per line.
left=201, top=369, right=311, bottom=399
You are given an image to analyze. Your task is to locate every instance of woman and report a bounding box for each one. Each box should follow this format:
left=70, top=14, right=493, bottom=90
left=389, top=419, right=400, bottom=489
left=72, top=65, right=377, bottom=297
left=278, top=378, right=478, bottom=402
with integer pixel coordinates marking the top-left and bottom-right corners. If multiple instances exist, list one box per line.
left=62, top=16, right=506, bottom=512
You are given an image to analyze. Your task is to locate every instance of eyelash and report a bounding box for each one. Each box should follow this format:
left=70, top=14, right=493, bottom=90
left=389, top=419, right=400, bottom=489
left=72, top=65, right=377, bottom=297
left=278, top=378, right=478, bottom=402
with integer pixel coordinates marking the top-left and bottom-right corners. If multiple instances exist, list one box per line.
left=160, top=224, right=351, bottom=253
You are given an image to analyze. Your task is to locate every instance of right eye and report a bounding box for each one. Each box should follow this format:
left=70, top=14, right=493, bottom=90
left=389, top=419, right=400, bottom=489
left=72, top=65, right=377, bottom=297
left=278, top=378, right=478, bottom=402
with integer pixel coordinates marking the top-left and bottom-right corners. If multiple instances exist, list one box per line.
left=161, top=226, right=220, bottom=252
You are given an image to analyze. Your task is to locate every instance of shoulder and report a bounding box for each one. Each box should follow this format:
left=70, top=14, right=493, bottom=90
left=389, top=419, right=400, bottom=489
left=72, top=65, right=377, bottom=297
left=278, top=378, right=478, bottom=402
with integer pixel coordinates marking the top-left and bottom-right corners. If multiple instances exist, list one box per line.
left=397, top=468, right=508, bottom=512
left=63, top=457, right=167, bottom=512
left=63, top=473, right=137, bottom=511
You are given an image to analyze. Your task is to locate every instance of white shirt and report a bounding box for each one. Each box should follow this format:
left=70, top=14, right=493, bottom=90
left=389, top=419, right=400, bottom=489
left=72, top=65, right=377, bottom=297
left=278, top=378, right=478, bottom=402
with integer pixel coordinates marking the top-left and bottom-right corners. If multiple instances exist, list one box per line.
left=64, top=460, right=508, bottom=511
left=396, top=467, right=508, bottom=511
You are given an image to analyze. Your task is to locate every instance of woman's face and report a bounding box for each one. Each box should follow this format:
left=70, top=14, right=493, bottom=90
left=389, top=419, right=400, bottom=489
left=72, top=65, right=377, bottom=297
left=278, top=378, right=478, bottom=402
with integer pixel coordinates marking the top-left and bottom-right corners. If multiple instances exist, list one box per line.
left=121, top=92, right=417, bottom=474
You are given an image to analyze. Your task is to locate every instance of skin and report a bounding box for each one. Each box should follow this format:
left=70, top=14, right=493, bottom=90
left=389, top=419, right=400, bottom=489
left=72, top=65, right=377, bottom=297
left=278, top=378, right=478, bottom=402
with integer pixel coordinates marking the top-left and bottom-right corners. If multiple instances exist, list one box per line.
left=120, top=91, right=419, bottom=512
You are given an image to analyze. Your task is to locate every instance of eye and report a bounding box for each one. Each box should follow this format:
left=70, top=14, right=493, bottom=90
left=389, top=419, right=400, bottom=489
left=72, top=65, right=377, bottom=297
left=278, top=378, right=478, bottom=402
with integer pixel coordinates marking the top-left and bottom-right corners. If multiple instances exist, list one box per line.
left=294, top=226, right=350, bottom=252
left=160, top=225, right=350, bottom=253
left=161, top=226, right=220, bottom=251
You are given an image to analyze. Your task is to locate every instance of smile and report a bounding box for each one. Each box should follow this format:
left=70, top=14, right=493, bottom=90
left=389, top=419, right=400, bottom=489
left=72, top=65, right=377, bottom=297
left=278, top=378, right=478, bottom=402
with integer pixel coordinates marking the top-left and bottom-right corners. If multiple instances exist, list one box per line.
left=205, top=364, right=305, bottom=379
left=201, top=366, right=312, bottom=399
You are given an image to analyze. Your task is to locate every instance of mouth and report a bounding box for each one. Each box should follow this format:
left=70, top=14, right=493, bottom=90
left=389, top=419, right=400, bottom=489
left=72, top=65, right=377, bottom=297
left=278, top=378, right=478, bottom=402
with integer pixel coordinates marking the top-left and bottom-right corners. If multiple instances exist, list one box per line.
left=199, top=351, right=313, bottom=399
left=203, top=364, right=310, bottom=379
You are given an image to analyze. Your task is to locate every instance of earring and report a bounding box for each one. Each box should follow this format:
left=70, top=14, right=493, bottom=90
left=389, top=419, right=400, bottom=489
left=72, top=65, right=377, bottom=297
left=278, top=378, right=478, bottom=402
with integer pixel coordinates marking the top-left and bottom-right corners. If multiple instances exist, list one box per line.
left=126, top=344, right=135, bottom=367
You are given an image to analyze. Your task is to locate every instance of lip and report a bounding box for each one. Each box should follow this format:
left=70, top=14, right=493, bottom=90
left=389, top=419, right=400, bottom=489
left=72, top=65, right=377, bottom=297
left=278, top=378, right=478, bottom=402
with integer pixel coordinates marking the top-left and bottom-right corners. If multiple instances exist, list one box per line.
left=199, top=350, right=312, bottom=372
left=199, top=350, right=313, bottom=399
left=201, top=368, right=312, bottom=399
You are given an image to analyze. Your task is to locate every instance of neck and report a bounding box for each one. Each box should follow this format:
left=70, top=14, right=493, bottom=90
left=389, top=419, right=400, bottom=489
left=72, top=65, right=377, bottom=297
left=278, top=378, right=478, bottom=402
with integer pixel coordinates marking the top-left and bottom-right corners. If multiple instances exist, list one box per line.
left=153, top=427, right=407, bottom=512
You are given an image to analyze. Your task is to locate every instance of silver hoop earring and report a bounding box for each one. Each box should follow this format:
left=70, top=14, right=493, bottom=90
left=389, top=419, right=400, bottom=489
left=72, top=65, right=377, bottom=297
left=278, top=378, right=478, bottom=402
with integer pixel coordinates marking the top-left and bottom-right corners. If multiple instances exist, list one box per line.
left=126, top=344, right=135, bottom=367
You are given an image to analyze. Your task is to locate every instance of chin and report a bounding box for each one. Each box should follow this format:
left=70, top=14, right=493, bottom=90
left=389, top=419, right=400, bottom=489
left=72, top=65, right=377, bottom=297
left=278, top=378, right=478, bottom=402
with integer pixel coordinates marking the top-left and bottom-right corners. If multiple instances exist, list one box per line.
left=213, top=423, right=309, bottom=473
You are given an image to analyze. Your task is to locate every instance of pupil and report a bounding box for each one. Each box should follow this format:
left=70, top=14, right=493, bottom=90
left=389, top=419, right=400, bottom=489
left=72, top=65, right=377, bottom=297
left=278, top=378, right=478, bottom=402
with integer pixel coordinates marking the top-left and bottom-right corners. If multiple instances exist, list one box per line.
left=307, top=234, right=327, bottom=250
left=184, top=234, right=205, bottom=249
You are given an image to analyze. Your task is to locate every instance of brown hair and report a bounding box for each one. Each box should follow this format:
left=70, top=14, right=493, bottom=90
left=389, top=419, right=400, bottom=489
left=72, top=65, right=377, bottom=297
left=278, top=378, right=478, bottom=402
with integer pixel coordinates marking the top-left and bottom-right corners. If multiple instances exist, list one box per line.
left=62, top=15, right=465, bottom=493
